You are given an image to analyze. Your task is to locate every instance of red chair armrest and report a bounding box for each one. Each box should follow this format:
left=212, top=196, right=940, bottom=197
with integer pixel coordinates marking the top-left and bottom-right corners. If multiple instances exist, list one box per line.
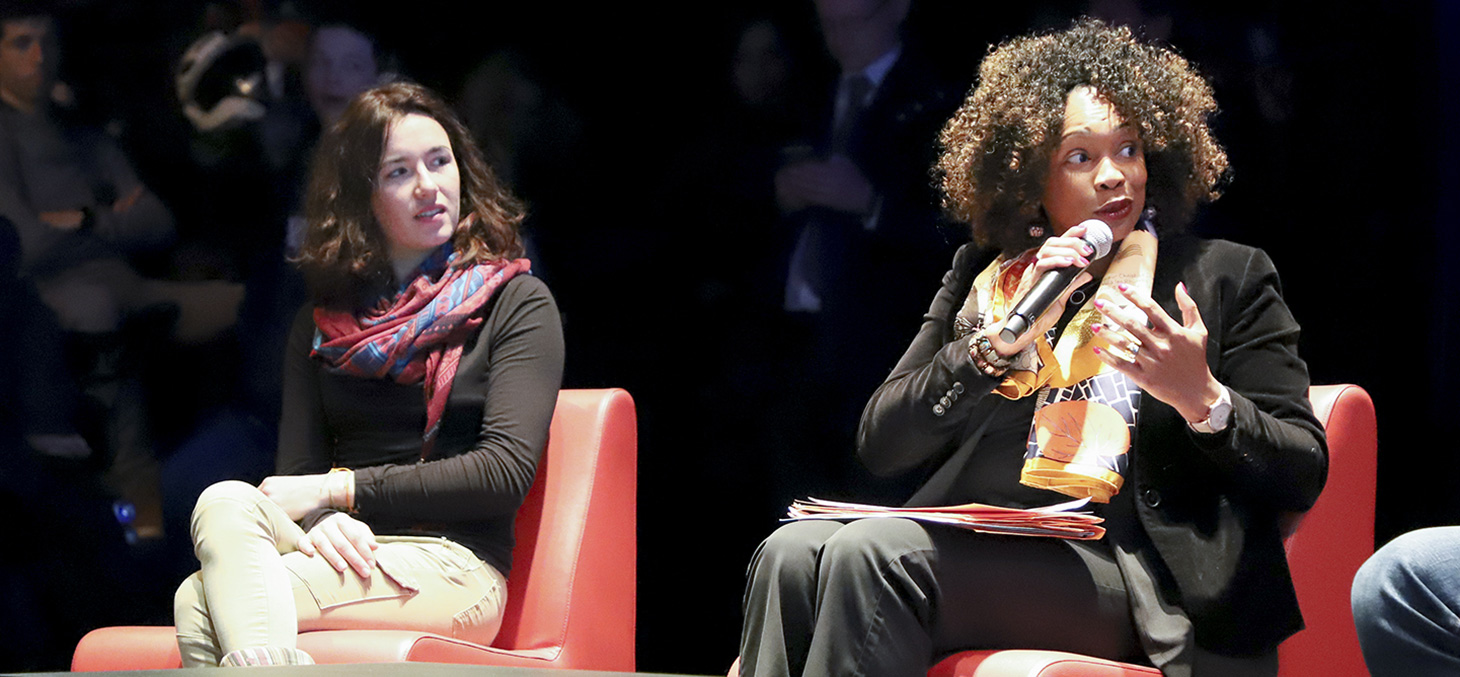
left=72, top=626, right=182, bottom=671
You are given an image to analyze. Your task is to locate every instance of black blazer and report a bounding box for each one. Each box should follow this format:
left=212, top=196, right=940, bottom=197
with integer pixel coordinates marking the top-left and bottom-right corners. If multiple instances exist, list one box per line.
left=857, top=234, right=1327, bottom=655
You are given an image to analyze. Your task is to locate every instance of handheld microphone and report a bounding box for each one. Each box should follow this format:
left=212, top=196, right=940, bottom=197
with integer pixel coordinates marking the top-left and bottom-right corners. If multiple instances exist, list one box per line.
left=998, top=219, right=1114, bottom=344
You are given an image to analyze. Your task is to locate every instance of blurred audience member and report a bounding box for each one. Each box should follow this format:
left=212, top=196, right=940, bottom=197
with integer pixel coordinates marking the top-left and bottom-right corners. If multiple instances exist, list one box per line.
left=1085, top=0, right=1172, bottom=41
left=261, top=17, right=386, bottom=402
left=172, top=14, right=384, bottom=272
left=251, top=5, right=313, bottom=172
left=304, top=22, right=379, bottom=128
left=0, top=8, right=177, bottom=325
left=0, top=6, right=162, bottom=540
left=282, top=20, right=383, bottom=250
left=733, top=18, right=796, bottom=110
left=0, top=4, right=248, bottom=544
left=457, top=48, right=582, bottom=275
left=156, top=17, right=391, bottom=574
left=181, top=17, right=385, bottom=436
left=767, top=0, right=962, bottom=504
left=458, top=49, right=581, bottom=195
left=173, top=21, right=275, bottom=277
left=0, top=216, right=151, bottom=671
left=648, top=15, right=814, bottom=517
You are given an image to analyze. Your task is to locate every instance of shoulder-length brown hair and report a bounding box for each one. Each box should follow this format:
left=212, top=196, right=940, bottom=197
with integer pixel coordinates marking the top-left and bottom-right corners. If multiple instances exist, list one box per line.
left=295, top=81, right=525, bottom=310
left=935, top=19, right=1229, bottom=254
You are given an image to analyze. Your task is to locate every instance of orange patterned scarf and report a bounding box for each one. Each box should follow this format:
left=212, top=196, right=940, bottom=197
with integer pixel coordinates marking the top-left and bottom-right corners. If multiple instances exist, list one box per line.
left=955, top=229, right=1158, bottom=502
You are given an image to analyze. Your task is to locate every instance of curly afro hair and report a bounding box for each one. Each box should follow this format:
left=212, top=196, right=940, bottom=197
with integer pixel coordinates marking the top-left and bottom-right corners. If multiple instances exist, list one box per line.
left=936, top=19, right=1229, bottom=253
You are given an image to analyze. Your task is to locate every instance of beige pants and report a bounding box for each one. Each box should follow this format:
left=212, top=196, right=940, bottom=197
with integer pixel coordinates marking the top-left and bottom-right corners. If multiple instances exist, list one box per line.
left=174, top=481, right=506, bottom=668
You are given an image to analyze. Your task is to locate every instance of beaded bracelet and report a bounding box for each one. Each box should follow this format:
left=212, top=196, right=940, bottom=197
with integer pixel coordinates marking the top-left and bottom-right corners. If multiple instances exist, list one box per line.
left=969, top=330, right=1013, bottom=377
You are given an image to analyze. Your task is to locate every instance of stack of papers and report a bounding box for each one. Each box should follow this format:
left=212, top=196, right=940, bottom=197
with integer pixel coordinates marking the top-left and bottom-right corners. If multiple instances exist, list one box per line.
left=786, top=496, right=1105, bottom=540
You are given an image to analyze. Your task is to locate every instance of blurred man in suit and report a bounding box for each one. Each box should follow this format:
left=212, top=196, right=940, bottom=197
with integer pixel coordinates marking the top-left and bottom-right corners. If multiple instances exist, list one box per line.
left=770, top=0, right=961, bottom=502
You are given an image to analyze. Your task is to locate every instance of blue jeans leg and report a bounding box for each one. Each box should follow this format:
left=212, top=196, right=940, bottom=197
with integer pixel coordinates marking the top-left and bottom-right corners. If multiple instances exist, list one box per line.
left=1352, top=526, right=1460, bottom=677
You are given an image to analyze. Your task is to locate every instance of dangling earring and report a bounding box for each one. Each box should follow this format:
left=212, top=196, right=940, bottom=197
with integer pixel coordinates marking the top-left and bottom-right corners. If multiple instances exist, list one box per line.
left=1028, top=224, right=1046, bottom=238
left=1139, top=207, right=1158, bottom=235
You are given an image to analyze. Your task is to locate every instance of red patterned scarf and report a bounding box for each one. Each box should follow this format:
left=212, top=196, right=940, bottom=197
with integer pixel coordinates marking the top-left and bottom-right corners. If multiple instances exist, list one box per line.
left=312, top=246, right=531, bottom=459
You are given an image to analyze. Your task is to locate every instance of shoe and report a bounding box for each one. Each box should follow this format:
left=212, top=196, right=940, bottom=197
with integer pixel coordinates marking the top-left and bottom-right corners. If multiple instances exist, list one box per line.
left=218, top=647, right=315, bottom=667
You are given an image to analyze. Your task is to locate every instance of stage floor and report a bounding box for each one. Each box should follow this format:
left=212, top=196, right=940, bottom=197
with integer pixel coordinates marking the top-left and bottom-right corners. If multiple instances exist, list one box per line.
left=8, top=665, right=709, bottom=677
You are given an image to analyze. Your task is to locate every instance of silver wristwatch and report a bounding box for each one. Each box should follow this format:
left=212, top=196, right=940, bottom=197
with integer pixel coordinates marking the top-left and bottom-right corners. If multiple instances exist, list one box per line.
left=1188, top=386, right=1232, bottom=434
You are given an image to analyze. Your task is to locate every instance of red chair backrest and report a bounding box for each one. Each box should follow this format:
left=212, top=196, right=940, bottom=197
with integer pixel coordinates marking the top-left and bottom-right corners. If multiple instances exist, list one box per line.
left=491, top=388, right=638, bottom=670
left=1278, top=384, right=1377, bottom=677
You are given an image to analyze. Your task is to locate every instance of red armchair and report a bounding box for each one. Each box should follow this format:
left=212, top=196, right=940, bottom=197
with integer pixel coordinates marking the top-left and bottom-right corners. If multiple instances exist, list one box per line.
left=72, top=388, right=638, bottom=672
left=927, top=384, right=1377, bottom=677
left=726, top=384, right=1376, bottom=677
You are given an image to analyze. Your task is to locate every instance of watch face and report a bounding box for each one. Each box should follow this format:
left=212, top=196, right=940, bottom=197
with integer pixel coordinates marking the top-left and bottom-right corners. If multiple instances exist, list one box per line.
left=1210, top=401, right=1232, bottom=430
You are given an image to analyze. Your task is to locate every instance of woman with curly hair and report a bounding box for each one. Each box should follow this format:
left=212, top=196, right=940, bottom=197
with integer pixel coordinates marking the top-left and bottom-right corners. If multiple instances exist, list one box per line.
left=172, top=82, right=564, bottom=667
left=738, top=20, right=1324, bottom=676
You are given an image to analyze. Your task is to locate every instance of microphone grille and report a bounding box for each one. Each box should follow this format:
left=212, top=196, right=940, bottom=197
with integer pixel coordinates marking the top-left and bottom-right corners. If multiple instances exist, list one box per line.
left=1079, top=219, right=1115, bottom=259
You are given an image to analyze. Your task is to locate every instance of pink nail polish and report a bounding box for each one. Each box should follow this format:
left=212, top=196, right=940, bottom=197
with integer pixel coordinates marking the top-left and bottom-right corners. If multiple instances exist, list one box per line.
left=1094, top=299, right=1105, bottom=309
left=1092, top=346, right=1102, bottom=354
left=1118, top=283, right=1129, bottom=292
left=1091, top=324, right=1102, bottom=333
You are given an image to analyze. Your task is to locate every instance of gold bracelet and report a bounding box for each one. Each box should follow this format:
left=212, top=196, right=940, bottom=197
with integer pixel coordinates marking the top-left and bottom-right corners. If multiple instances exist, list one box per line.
left=327, top=467, right=355, bottom=513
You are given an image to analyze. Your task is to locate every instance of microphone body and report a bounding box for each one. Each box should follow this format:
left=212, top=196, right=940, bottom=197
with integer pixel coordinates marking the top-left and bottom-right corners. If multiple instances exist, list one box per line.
left=998, top=219, right=1114, bottom=344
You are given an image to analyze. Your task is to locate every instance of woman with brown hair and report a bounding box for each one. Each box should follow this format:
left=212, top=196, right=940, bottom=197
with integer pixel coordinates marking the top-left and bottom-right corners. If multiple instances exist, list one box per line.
left=738, top=20, right=1325, bottom=677
left=172, top=81, right=563, bottom=667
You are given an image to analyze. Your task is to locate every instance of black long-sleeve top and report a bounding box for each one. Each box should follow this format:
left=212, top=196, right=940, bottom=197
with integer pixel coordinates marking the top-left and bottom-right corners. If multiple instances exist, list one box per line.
left=276, top=274, right=564, bottom=576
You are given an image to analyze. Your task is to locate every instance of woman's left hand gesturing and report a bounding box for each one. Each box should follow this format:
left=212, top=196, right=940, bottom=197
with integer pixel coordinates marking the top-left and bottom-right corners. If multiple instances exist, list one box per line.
left=1092, top=281, right=1224, bottom=424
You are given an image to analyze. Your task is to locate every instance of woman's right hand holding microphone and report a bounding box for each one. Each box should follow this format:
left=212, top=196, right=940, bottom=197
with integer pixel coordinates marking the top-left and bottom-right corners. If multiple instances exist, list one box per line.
left=986, top=222, right=1097, bottom=358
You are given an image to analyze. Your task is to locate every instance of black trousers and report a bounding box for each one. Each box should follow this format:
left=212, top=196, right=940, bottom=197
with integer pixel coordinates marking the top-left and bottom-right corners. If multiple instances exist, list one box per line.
left=740, top=518, right=1144, bottom=677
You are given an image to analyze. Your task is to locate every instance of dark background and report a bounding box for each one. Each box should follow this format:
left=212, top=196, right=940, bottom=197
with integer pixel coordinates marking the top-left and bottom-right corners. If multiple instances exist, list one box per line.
left=12, top=0, right=1457, bottom=674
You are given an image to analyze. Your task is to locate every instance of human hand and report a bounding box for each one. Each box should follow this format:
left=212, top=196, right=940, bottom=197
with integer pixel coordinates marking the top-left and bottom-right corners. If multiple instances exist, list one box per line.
left=34, top=273, right=120, bottom=332
left=774, top=155, right=874, bottom=215
left=988, top=223, right=1095, bottom=357
left=38, top=210, right=85, bottom=231
left=259, top=472, right=351, bottom=522
left=25, top=433, right=92, bottom=460
left=297, top=512, right=379, bottom=577
left=1091, top=281, right=1223, bottom=422
left=112, top=186, right=143, bottom=213
left=801, top=155, right=873, bottom=214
